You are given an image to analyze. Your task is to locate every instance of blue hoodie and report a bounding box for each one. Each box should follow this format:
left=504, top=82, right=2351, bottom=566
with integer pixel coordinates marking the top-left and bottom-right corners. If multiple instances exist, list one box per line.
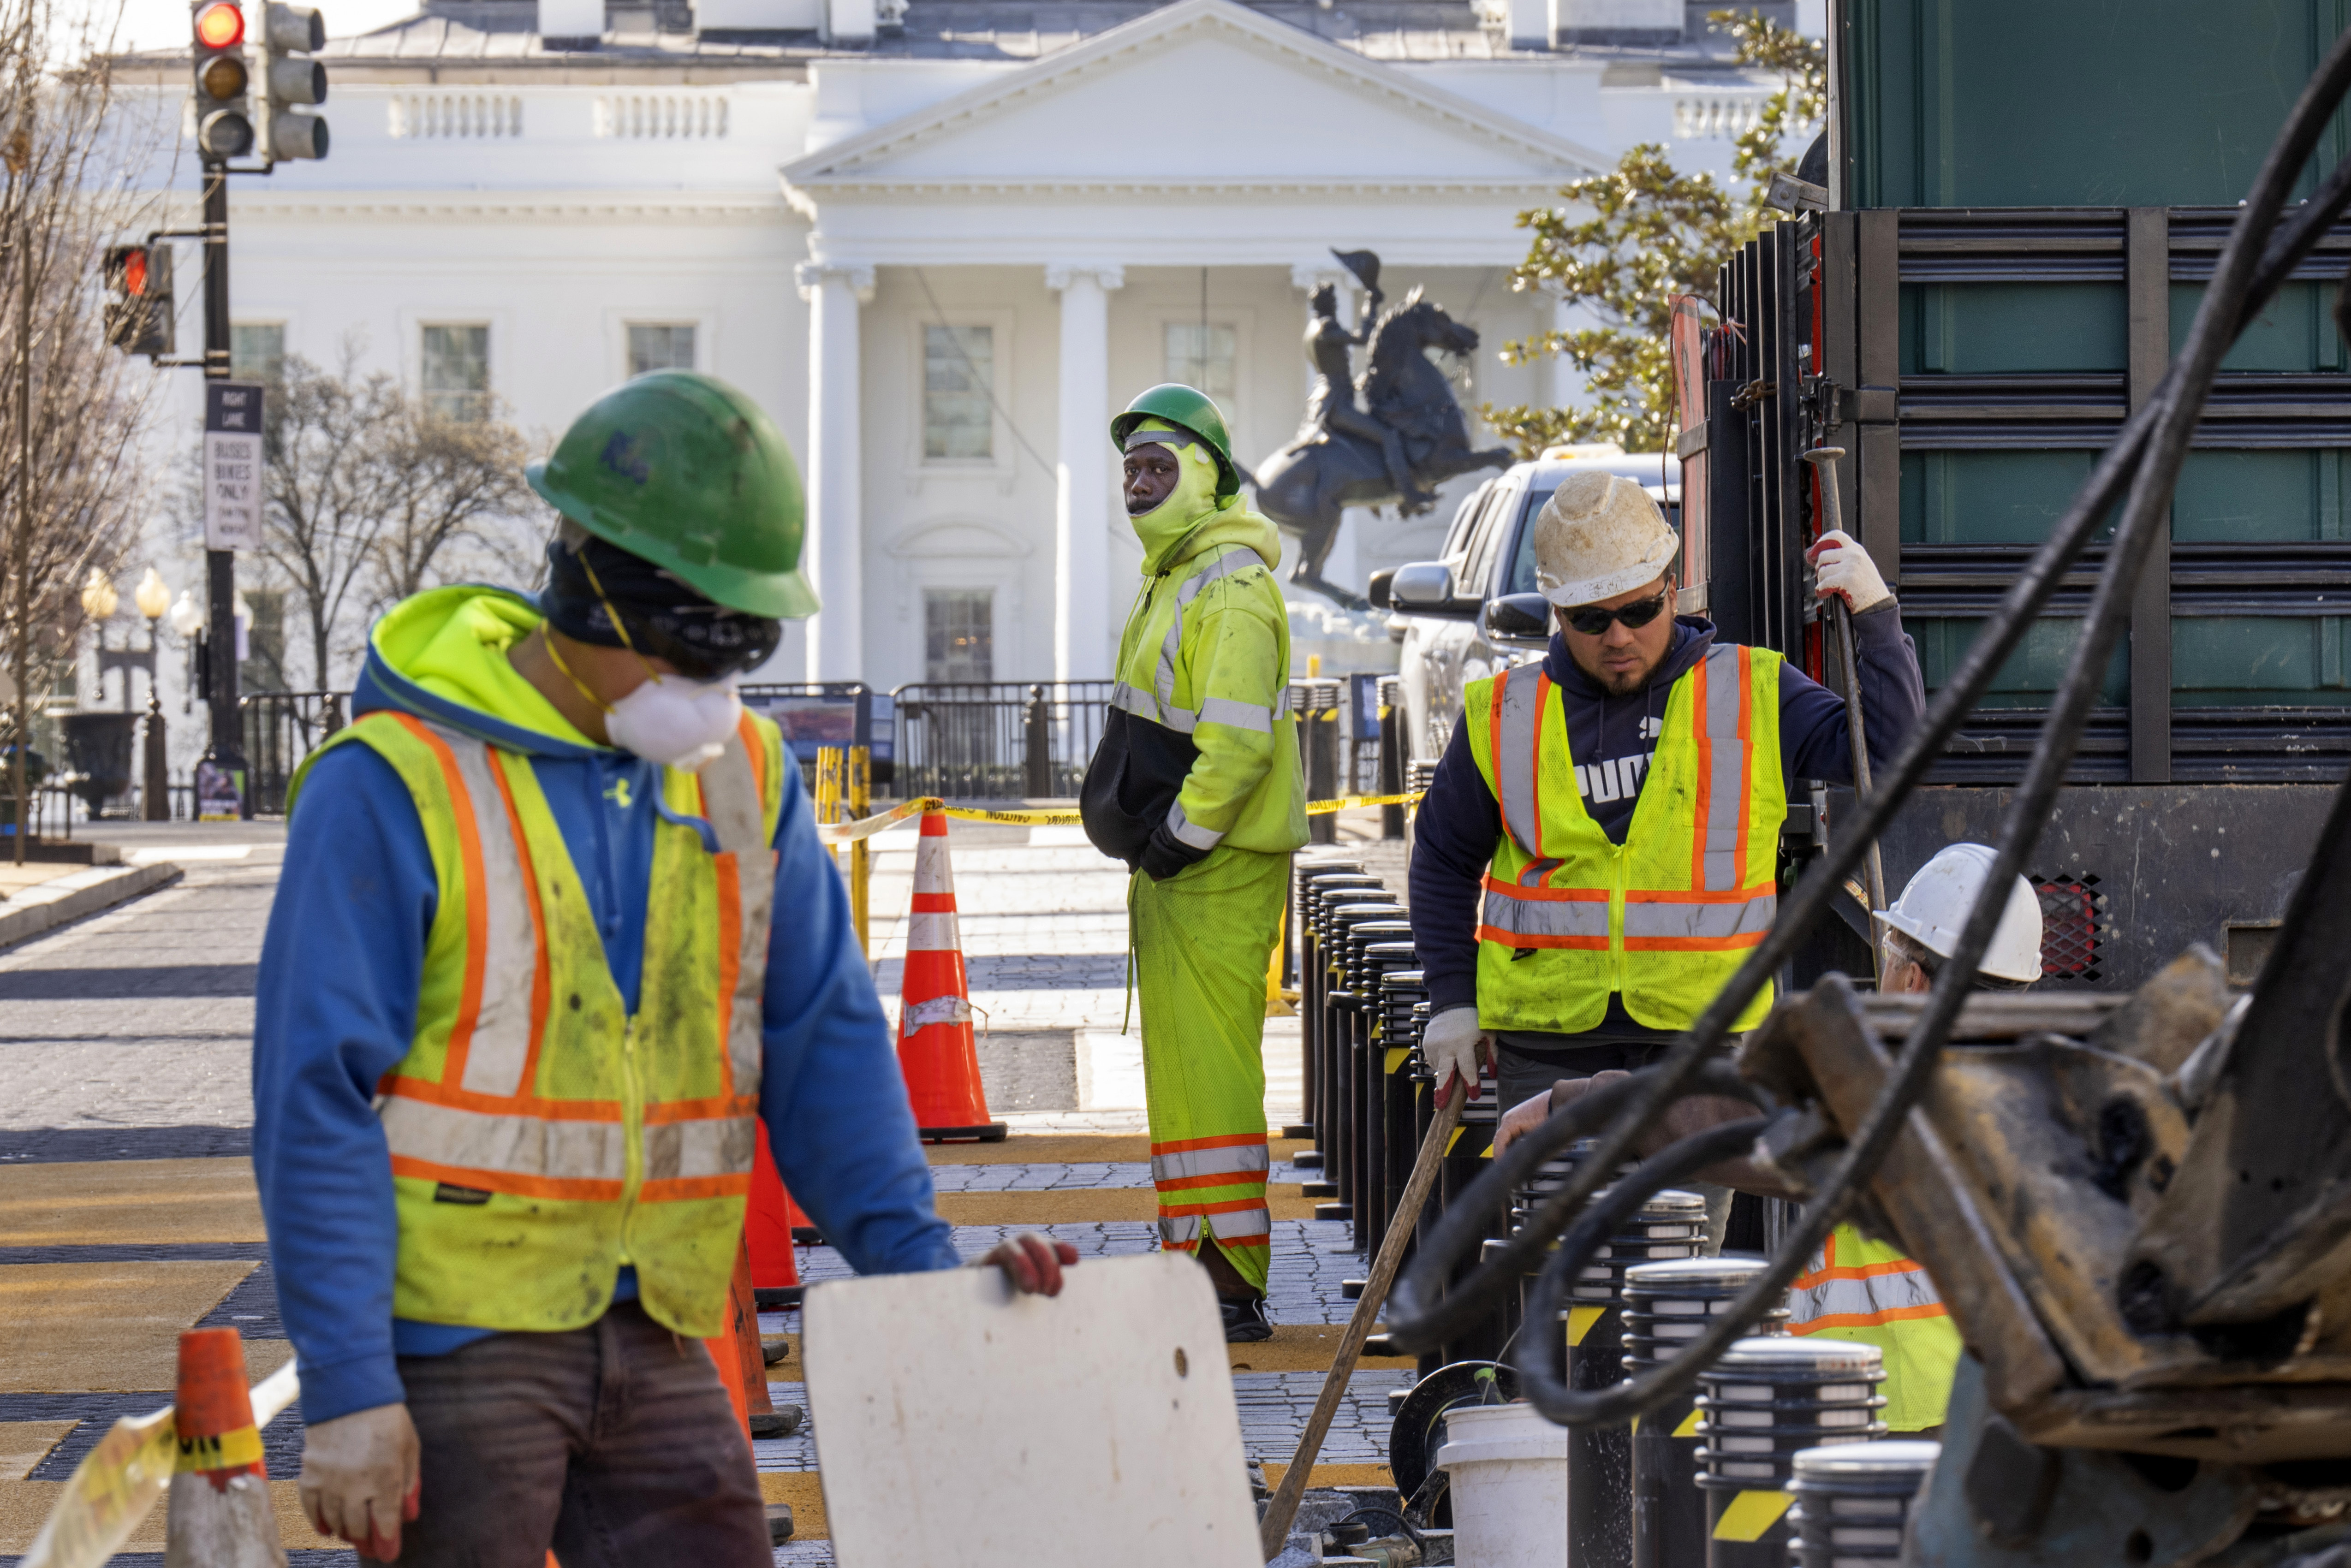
left=252, top=588, right=959, bottom=1426
left=1407, top=605, right=1926, bottom=1033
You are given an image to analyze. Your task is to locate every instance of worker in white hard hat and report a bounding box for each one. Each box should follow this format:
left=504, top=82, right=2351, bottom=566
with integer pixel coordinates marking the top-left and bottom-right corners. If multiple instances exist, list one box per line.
left=1780, top=843, right=2043, bottom=1431
left=1496, top=841, right=2044, bottom=1433
left=1411, top=467, right=1922, bottom=1248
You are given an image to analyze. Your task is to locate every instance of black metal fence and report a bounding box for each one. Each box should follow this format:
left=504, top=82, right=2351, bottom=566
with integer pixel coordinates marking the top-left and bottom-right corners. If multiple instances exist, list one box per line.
left=891, top=682, right=1115, bottom=800
left=242, top=691, right=347, bottom=817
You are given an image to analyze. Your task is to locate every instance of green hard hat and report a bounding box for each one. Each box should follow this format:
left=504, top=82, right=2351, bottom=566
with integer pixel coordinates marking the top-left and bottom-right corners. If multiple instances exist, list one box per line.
left=1111, top=383, right=1242, bottom=499
left=526, top=371, right=820, bottom=620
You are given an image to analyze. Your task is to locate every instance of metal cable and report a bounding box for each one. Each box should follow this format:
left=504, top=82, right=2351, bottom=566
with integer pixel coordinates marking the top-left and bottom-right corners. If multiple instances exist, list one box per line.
left=1390, top=28, right=2351, bottom=1422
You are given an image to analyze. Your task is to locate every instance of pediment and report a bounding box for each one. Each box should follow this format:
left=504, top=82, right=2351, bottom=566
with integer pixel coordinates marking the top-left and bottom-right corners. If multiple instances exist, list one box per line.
left=782, top=0, right=1607, bottom=195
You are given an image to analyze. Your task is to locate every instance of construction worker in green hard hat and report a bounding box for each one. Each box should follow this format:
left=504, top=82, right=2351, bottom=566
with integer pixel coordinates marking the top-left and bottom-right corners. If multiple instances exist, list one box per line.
left=1082, top=383, right=1309, bottom=1343
left=252, top=370, right=1079, bottom=1566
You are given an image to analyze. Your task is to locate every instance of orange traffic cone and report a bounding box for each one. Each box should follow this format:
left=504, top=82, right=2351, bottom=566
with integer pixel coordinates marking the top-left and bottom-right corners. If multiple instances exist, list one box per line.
left=897, top=810, right=1006, bottom=1143
left=744, top=1120, right=805, bottom=1304
left=707, top=1235, right=799, bottom=1440
left=165, top=1327, right=287, bottom=1567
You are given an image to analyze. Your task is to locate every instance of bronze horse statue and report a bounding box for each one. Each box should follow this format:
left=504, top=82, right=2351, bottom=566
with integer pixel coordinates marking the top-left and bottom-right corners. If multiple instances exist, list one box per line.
left=1251, top=289, right=1514, bottom=610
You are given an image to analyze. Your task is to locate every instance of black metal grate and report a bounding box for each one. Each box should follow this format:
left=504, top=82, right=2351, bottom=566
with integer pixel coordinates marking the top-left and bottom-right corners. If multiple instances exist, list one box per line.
left=2032, top=873, right=2109, bottom=983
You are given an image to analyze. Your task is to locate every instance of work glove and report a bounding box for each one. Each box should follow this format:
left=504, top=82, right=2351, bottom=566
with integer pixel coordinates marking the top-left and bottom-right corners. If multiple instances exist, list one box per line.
left=1421, top=1005, right=1489, bottom=1101
left=1140, top=822, right=1210, bottom=882
left=298, top=1402, right=420, bottom=1562
left=1807, top=529, right=1891, bottom=614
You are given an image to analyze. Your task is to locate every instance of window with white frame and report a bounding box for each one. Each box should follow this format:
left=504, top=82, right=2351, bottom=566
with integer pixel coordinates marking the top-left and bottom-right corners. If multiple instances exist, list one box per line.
left=627, top=323, right=696, bottom=377
left=1164, top=322, right=1238, bottom=410
left=922, top=325, right=994, bottom=461
left=924, top=588, right=994, bottom=683
left=420, top=324, right=490, bottom=422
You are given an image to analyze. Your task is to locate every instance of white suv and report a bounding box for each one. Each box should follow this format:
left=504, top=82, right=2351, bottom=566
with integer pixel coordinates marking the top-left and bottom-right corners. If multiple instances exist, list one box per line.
left=1377, top=451, right=1678, bottom=764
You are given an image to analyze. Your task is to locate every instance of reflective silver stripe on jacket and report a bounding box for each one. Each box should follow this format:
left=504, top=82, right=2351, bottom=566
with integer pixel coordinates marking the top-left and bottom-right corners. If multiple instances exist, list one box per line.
left=1113, top=546, right=1262, bottom=734
left=380, top=1097, right=629, bottom=1183
left=1157, top=1207, right=1274, bottom=1247
left=1698, top=643, right=1747, bottom=892
left=439, top=738, right=539, bottom=1099
left=1789, top=1256, right=1946, bottom=1329
left=642, top=1116, right=760, bottom=1182
left=696, top=735, right=776, bottom=1099
left=1621, top=891, right=1777, bottom=940
left=1150, top=1141, right=1270, bottom=1185
left=1167, top=800, right=1224, bottom=852
left=1479, top=888, right=1610, bottom=940
left=1491, top=665, right=1546, bottom=852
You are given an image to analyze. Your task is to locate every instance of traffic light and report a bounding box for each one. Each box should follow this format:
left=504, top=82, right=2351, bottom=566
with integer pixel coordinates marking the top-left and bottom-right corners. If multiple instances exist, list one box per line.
left=101, top=244, right=174, bottom=358
left=254, top=3, right=327, bottom=163
left=190, top=0, right=251, bottom=161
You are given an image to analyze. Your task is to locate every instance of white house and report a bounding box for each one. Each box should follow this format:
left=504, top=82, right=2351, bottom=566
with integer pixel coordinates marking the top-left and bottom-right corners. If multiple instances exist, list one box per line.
left=107, top=0, right=1798, bottom=712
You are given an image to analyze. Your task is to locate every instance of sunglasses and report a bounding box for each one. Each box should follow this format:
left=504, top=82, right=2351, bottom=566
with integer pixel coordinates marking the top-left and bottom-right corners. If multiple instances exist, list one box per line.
left=577, top=554, right=777, bottom=683
left=1562, top=591, right=1671, bottom=637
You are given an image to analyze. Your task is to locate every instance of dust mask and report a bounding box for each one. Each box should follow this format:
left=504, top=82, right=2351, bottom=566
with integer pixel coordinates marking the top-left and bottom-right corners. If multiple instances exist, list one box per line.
left=603, top=673, right=741, bottom=772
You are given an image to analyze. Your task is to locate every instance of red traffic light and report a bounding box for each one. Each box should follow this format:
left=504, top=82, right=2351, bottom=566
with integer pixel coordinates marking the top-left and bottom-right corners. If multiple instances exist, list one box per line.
left=122, top=249, right=147, bottom=296
left=194, top=1, right=244, bottom=48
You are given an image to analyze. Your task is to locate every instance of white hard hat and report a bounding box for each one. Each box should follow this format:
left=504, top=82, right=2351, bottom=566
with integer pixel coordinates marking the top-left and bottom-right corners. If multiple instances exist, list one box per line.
left=1875, top=843, right=2044, bottom=984
left=1533, top=469, right=1679, bottom=607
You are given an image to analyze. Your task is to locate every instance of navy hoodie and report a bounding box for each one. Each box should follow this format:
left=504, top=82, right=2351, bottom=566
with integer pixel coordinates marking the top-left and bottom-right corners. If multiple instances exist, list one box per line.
left=1407, top=605, right=1925, bottom=1038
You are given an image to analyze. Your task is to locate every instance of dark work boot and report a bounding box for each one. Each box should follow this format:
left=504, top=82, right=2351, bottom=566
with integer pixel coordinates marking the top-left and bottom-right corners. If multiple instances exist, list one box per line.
left=1221, top=1293, right=1274, bottom=1343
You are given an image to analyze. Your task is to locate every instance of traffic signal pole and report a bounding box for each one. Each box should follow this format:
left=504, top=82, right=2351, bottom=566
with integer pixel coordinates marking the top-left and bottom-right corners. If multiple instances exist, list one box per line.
left=199, top=165, right=239, bottom=782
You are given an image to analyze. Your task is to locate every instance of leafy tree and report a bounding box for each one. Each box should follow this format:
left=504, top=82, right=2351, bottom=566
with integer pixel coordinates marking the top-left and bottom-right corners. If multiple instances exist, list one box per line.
left=1481, top=11, right=1826, bottom=457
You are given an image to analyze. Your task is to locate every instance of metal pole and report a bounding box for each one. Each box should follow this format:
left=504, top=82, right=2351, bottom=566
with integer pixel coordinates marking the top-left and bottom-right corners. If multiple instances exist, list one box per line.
left=10, top=119, right=27, bottom=866
left=201, top=165, right=245, bottom=813
left=1800, top=447, right=1888, bottom=942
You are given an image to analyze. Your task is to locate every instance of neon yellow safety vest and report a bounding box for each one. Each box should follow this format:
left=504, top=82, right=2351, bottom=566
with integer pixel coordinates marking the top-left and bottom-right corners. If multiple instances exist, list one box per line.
left=298, top=708, right=786, bottom=1339
left=1788, top=1224, right=1962, bottom=1431
left=1462, top=644, right=1786, bottom=1035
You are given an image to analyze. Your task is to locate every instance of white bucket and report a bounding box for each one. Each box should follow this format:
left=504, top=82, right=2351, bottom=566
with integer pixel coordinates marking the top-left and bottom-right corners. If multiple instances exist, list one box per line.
left=1435, top=1401, right=1570, bottom=1568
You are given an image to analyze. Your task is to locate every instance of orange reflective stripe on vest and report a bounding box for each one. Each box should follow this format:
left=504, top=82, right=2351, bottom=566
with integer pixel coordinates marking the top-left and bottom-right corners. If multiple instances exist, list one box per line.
left=1788, top=1225, right=1949, bottom=1332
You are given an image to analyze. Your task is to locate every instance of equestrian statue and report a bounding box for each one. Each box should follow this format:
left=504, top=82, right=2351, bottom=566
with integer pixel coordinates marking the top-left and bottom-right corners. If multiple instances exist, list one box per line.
left=1251, top=249, right=1513, bottom=610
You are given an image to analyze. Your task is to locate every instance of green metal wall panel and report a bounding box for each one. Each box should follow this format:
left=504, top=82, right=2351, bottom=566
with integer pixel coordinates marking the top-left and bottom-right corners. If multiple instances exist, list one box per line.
left=1902, top=283, right=2126, bottom=374
left=1849, top=0, right=2351, bottom=209
left=2172, top=617, right=2351, bottom=702
left=1900, top=451, right=2103, bottom=544
left=2172, top=450, right=2351, bottom=541
left=2168, top=282, right=2348, bottom=371
left=1911, top=615, right=2131, bottom=707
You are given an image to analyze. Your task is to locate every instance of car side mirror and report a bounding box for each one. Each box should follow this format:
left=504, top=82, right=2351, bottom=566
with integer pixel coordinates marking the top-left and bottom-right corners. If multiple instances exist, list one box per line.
left=1483, top=593, right=1553, bottom=642
left=1367, top=568, right=1396, bottom=611
left=1388, top=561, right=1458, bottom=613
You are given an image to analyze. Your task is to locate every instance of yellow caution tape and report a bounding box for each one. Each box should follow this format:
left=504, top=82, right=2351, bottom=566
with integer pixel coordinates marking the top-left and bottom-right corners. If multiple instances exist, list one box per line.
left=175, top=1423, right=264, bottom=1473
left=22, top=1353, right=300, bottom=1568
left=1565, top=1305, right=1607, bottom=1346
left=20, top=1404, right=177, bottom=1568
left=1304, top=791, right=1424, bottom=816
left=1672, top=1408, right=1703, bottom=1439
left=1712, top=1490, right=1795, bottom=1541
left=815, top=791, right=1424, bottom=842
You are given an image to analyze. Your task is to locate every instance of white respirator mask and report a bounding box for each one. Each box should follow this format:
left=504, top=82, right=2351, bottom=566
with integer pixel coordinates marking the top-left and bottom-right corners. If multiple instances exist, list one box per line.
left=602, top=672, right=742, bottom=772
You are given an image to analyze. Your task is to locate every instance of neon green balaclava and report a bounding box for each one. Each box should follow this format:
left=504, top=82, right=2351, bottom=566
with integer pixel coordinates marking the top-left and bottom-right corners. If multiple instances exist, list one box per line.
left=1125, top=416, right=1229, bottom=573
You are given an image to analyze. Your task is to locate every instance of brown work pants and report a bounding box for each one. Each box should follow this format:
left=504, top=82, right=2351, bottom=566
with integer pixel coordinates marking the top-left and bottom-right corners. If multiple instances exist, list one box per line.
left=389, top=1299, right=770, bottom=1567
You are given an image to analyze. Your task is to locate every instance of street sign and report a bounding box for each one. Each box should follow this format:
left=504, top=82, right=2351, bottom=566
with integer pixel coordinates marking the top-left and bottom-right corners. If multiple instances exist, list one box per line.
left=202, top=381, right=263, bottom=550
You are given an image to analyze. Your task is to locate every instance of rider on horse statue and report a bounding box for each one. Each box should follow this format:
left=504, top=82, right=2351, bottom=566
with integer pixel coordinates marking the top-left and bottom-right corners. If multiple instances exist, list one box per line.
left=1296, top=250, right=1431, bottom=511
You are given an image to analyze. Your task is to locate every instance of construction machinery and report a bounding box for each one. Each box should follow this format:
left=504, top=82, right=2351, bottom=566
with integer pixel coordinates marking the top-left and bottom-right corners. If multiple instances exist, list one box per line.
left=1388, top=6, right=2351, bottom=1564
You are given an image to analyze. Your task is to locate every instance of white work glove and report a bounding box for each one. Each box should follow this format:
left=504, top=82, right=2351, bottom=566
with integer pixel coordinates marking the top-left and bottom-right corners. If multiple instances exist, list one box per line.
left=1422, top=1005, right=1490, bottom=1101
left=1808, top=529, right=1891, bottom=614
left=298, top=1402, right=420, bottom=1561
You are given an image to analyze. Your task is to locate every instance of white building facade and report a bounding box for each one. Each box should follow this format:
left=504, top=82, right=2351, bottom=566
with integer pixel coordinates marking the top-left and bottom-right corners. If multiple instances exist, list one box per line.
left=113, top=0, right=1795, bottom=701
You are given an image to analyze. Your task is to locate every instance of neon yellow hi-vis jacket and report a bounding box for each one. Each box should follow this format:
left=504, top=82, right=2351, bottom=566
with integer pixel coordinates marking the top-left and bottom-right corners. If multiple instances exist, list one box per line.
left=1080, top=460, right=1307, bottom=871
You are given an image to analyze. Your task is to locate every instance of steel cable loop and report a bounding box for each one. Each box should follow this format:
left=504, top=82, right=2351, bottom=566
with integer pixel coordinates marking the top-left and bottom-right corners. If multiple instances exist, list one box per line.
left=1390, top=33, right=2351, bottom=1428
left=1387, top=1059, right=1765, bottom=1353
left=1511, top=1116, right=1773, bottom=1423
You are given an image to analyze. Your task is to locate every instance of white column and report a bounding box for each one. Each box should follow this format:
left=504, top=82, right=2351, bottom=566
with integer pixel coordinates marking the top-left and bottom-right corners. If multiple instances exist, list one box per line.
left=795, top=260, right=874, bottom=684
left=1539, top=282, right=1577, bottom=413
left=1048, top=263, right=1125, bottom=683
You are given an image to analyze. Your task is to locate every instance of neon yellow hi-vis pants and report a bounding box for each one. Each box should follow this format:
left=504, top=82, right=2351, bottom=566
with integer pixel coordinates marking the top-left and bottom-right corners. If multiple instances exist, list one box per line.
left=1131, top=844, right=1287, bottom=1294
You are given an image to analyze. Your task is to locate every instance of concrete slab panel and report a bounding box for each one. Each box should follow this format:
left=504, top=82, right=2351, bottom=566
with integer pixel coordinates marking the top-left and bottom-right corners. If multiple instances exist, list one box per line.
left=0, top=1158, right=262, bottom=1246
left=0, top=1260, right=289, bottom=1393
